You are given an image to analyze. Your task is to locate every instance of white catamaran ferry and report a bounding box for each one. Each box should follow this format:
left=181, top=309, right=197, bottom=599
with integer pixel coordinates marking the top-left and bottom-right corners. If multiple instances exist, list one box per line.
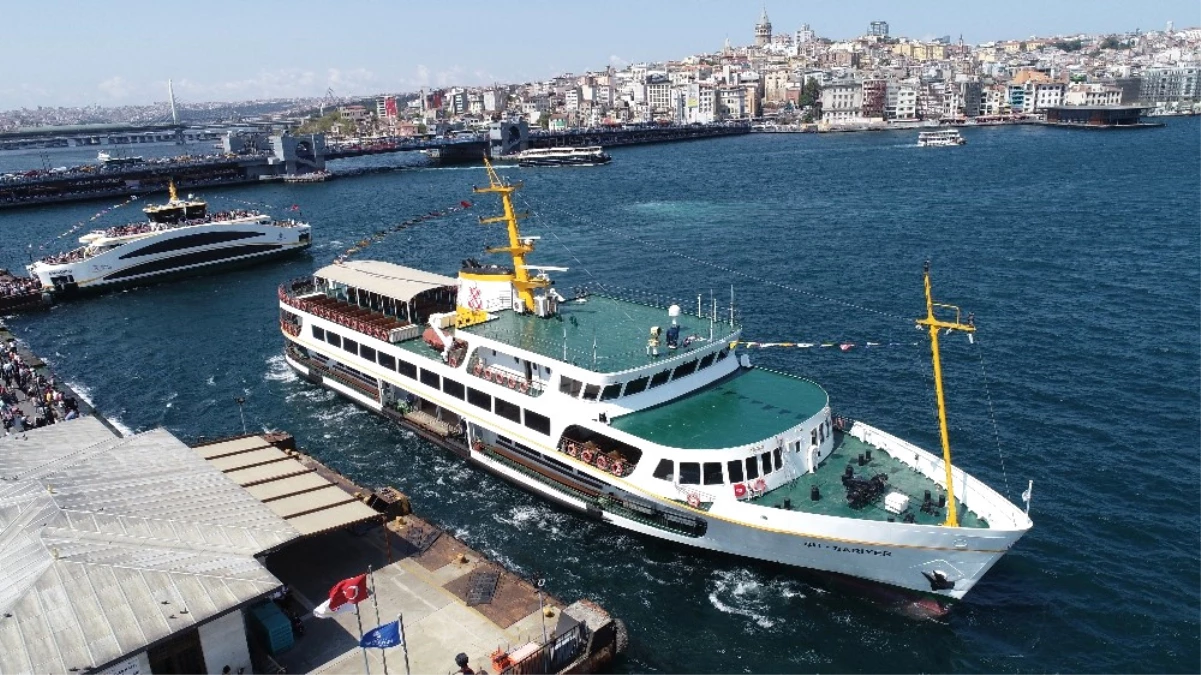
left=28, top=182, right=312, bottom=293
left=511, top=146, right=612, bottom=167
left=277, top=163, right=1031, bottom=605
left=917, top=129, right=966, bottom=147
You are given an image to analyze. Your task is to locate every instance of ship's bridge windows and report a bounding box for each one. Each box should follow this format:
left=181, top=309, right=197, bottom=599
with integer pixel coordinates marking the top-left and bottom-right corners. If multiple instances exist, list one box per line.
left=760, top=452, right=772, bottom=476
left=559, top=376, right=584, bottom=398
left=648, top=370, right=671, bottom=388
left=524, top=409, right=551, bottom=435
left=442, top=378, right=466, bottom=400
left=343, top=337, right=359, bottom=355
left=378, top=352, right=396, bottom=371
left=495, top=398, right=521, bottom=423
left=652, top=459, right=675, bottom=481
left=745, top=456, right=760, bottom=480
left=672, top=360, right=699, bottom=380
left=811, top=429, right=818, bottom=446
left=703, top=462, right=723, bottom=485
left=679, top=462, right=701, bottom=485
left=624, top=376, right=650, bottom=396
left=326, top=331, right=342, bottom=349
left=398, top=359, right=417, bottom=379
left=583, top=383, right=601, bottom=400
left=360, top=345, right=376, bottom=363
left=726, top=459, right=745, bottom=483
left=773, top=447, right=783, bottom=470
left=600, top=383, right=622, bottom=401
left=312, top=325, right=325, bottom=341
left=467, top=387, right=491, bottom=410
left=420, top=368, right=440, bottom=389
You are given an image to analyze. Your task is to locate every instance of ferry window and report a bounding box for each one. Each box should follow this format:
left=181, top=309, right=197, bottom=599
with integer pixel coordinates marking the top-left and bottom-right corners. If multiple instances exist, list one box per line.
left=467, top=387, right=491, bottom=410
left=524, top=409, right=551, bottom=435
left=652, top=459, right=675, bottom=481
left=773, top=447, right=783, bottom=470
left=672, top=360, right=698, bottom=379
left=495, top=398, right=521, bottom=423
left=600, top=383, right=622, bottom=401
left=583, top=383, right=601, bottom=400
left=326, top=332, right=341, bottom=349
left=761, top=452, right=772, bottom=475
left=624, top=376, right=649, bottom=396
left=699, top=353, right=716, bottom=369
left=378, top=353, right=396, bottom=371
left=559, top=376, right=584, bottom=398
left=679, top=462, right=701, bottom=485
left=420, top=369, right=440, bottom=389
left=343, top=337, right=359, bottom=355
left=397, top=359, right=417, bottom=379
left=703, top=462, right=724, bottom=485
left=360, top=345, right=376, bottom=363
left=442, top=378, right=465, bottom=400
left=727, top=459, right=745, bottom=483
left=648, top=371, right=671, bottom=388
left=811, top=429, right=818, bottom=446
left=717, top=348, right=729, bottom=361
left=312, top=325, right=325, bottom=341
left=745, top=456, right=760, bottom=480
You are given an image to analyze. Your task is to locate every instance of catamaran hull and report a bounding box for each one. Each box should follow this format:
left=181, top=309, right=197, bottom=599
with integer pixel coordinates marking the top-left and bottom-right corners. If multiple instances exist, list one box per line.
left=284, top=351, right=1024, bottom=602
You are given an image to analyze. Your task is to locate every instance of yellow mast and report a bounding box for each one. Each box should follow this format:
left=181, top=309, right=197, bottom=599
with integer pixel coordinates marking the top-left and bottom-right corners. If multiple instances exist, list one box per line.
left=167, top=179, right=179, bottom=203
left=915, top=261, right=975, bottom=528
left=473, top=158, right=546, bottom=312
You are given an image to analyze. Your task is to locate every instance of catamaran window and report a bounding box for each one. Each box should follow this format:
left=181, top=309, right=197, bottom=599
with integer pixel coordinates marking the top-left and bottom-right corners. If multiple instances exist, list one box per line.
left=467, top=387, right=491, bottom=410
left=360, top=345, right=376, bottom=363
left=312, top=325, right=325, bottom=341
left=524, top=409, right=551, bottom=435
left=703, top=462, right=723, bottom=485
left=600, top=383, right=622, bottom=401
left=745, top=456, right=760, bottom=480
left=420, top=368, right=440, bottom=389
left=397, top=359, right=417, bottom=379
left=495, top=398, right=521, bottom=423
left=679, top=462, right=701, bottom=485
left=672, top=360, right=698, bottom=380
left=624, top=376, right=649, bottom=396
left=760, top=452, right=772, bottom=476
left=699, top=353, right=716, bottom=369
left=343, top=337, right=359, bottom=355
left=442, top=378, right=465, bottom=400
left=378, top=353, right=396, bottom=371
left=652, top=459, right=675, bottom=481
left=648, top=371, right=671, bottom=388
left=773, top=447, right=783, bottom=470
left=727, top=459, right=745, bottom=483
left=583, top=383, right=601, bottom=400
left=559, top=376, right=584, bottom=397
left=326, top=332, right=341, bottom=349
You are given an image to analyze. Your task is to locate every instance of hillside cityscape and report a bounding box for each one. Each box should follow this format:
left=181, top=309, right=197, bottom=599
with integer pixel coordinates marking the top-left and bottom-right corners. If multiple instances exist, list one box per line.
left=1, top=12, right=1198, bottom=135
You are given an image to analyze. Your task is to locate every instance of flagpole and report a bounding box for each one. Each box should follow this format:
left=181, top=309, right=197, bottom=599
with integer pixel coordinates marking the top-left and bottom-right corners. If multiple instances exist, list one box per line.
left=398, top=614, right=411, bottom=675
left=369, top=565, right=389, bottom=675
left=356, top=604, right=371, bottom=675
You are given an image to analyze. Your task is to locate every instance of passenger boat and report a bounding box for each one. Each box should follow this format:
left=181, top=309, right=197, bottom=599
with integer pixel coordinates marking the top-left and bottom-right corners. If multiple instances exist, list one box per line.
left=511, top=146, right=612, bottom=167
left=277, top=162, right=1031, bottom=605
left=917, top=129, right=966, bottom=147
left=27, top=182, right=311, bottom=294
left=284, top=170, right=332, bottom=183
left=96, top=150, right=144, bottom=166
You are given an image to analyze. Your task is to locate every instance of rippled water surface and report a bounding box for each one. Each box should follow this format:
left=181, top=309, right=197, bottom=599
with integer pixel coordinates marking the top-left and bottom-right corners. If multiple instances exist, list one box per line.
left=2, top=120, right=1198, bottom=673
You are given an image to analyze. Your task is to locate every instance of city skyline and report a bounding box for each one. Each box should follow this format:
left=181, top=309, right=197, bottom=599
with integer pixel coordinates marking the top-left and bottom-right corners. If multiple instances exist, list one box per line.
left=1, top=0, right=1196, bottom=108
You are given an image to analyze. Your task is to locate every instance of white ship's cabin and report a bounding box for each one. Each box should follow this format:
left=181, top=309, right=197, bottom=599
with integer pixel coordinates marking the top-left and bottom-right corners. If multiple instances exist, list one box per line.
left=144, top=198, right=208, bottom=224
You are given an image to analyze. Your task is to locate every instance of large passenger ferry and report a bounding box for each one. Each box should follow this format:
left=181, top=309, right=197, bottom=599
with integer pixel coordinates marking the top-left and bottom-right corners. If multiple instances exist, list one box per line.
left=277, top=162, right=1031, bottom=605
left=28, top=182, right=311, bottom=293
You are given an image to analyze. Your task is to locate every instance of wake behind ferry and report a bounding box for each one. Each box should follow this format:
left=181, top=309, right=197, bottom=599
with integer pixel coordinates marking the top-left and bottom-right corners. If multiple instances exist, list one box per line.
left=277, top=162, right=1031, bottom=605
left=28, top=182, right=311, bottom=294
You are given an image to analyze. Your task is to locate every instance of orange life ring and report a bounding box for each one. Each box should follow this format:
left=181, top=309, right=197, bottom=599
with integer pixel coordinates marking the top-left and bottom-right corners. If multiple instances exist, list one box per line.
left=595, top=455, right=609, bottom=471
left=753, top=478, right=767, bottom=492
left=733, top=483, right=748, bottom=498
left=581, top=449, right=595, bottom=464
left=519, top=380, right=530, bottom=394
left=472, top=440, right=483, bottom=452
left=448, top=354, right=459, bottom=368
left=473, top=361, right=483, bottom=376
left=611, top=459, right=625, bottom=475
left=483, top=369, right=492, bottom=382
left=687, top=493, right=701, bottom=509
left=565, top=442, right=579, bottom=457
left=507, top=374, right=517, bottom=389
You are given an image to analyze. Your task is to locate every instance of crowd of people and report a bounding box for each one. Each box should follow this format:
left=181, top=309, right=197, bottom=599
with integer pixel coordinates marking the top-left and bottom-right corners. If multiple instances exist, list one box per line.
left=0, top=274, right=42, bottom=299
left=1, top=337, right=81, bottom=434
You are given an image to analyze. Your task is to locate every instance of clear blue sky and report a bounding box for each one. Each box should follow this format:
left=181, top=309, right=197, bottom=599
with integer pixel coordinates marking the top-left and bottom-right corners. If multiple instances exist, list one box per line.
left=1, top=0, right=1196, bottom=108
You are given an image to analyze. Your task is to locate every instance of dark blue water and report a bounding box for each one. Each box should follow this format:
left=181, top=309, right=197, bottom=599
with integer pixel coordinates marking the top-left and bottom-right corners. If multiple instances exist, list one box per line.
left=2, top=121, right=1198, bottom=673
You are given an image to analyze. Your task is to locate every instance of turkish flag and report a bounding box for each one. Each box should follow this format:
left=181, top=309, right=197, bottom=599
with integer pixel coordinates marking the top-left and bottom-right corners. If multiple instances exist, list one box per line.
left=312, top=574, right=370, bottom=618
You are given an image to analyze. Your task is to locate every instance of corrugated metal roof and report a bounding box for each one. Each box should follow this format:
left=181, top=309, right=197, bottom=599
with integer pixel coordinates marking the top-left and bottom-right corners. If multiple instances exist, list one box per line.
left=314, top=260, right=457, bottom=303
left=0, top=420, right=302, bottom=675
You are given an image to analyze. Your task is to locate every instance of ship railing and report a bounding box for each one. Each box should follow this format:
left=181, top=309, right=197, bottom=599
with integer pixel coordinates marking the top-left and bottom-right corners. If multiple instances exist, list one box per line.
left=468, top=354, right=546, bottom=398
left=279, top=282, right=413, bottom=344
left=558, top=436, right=634, bottom=478
left=674, top=483, right=716, bottom=510
left=492, top=620, right=587, bottom=675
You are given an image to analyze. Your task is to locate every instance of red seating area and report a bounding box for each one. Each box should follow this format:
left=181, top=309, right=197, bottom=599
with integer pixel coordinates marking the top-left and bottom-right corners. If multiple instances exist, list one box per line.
left=279, top=284, right=410, bottom=342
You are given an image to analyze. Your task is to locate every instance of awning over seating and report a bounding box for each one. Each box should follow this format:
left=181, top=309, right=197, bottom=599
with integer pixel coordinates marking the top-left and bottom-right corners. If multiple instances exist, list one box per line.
left=315, top=260, right=457, bottom=304
left=193, top=435, right=382, bottom=536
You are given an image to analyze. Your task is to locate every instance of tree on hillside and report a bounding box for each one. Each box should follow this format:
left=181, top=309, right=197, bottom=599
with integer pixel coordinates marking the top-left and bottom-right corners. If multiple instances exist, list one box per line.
left=799, top=77, right=822, bottom=123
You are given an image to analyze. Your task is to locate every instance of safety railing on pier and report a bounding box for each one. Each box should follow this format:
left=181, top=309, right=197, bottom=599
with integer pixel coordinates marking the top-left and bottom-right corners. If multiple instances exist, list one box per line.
left=492, top=621, right=587, bottom=675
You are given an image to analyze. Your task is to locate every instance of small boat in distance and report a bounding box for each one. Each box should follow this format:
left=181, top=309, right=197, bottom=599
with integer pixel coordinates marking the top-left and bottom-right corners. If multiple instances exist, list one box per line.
left=97, top=150, right=144, bottom=166
left=27, top=181, right=311, bottom=294
left=917, top=129, right=966, bottom=147
left=511, top=146, right=612, bottom=167
left=284, top=170, right=332, bottom=184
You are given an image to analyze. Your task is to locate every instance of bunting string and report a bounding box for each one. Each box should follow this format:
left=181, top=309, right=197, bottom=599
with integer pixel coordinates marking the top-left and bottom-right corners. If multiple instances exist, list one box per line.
left=41, top=195, right=140, bottom=251
left=731, top=340, right=919, bottom=351
left=333, top=199, right=475, bottom=264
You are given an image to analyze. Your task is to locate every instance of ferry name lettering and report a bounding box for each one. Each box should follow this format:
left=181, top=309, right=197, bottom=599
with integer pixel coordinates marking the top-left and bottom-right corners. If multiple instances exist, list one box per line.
left=804, top=541, right=891, bottom=557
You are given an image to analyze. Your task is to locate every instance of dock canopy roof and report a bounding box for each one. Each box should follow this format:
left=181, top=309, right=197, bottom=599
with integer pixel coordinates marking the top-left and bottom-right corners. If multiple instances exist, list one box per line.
left=315, top=260, right=457, bottom=303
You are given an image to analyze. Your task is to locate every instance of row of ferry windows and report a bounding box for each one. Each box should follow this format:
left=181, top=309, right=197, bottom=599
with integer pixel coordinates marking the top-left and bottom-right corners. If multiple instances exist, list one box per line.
left=559, top=348, right=729, bottom=401
left=652, top=447, right=784, bottom=486
left=311, top=324, right=551, bottom=436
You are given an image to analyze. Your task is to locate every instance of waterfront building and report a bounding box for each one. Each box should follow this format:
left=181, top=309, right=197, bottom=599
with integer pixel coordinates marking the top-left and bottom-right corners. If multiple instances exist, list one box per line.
left=1064, top=83, right=1123, bottom=107
left=861, top=78, right=887, bottom=119
left=820, top=80, right=863, bottom=123
left=1139, top=66, right=1201, bottom=104
left=885, top=80, right=919, bottom=120
left=719, top=86, right=748, bottom=119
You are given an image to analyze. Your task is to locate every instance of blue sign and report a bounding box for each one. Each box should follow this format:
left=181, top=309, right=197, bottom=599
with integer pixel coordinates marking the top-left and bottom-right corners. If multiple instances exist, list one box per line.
left=360, top=621, right=402, bottom=649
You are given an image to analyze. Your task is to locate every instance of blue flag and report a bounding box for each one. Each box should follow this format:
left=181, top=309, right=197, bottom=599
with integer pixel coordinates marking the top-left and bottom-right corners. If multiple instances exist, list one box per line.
left=360, top=620, right=402, bottom=649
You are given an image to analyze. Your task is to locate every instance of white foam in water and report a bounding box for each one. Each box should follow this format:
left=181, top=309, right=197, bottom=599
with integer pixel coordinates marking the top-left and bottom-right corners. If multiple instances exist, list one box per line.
left=263, top=354, right=298, bottom=383
left=206, top=375, right=216, bottom=386
left=707, top=568, right=778, bottom=629
left=107, top=416, right=135, bottom=437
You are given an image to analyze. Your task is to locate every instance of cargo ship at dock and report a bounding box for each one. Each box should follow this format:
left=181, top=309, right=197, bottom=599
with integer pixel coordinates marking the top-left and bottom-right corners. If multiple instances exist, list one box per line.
left=276, top=162, right=1032, bottom=605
